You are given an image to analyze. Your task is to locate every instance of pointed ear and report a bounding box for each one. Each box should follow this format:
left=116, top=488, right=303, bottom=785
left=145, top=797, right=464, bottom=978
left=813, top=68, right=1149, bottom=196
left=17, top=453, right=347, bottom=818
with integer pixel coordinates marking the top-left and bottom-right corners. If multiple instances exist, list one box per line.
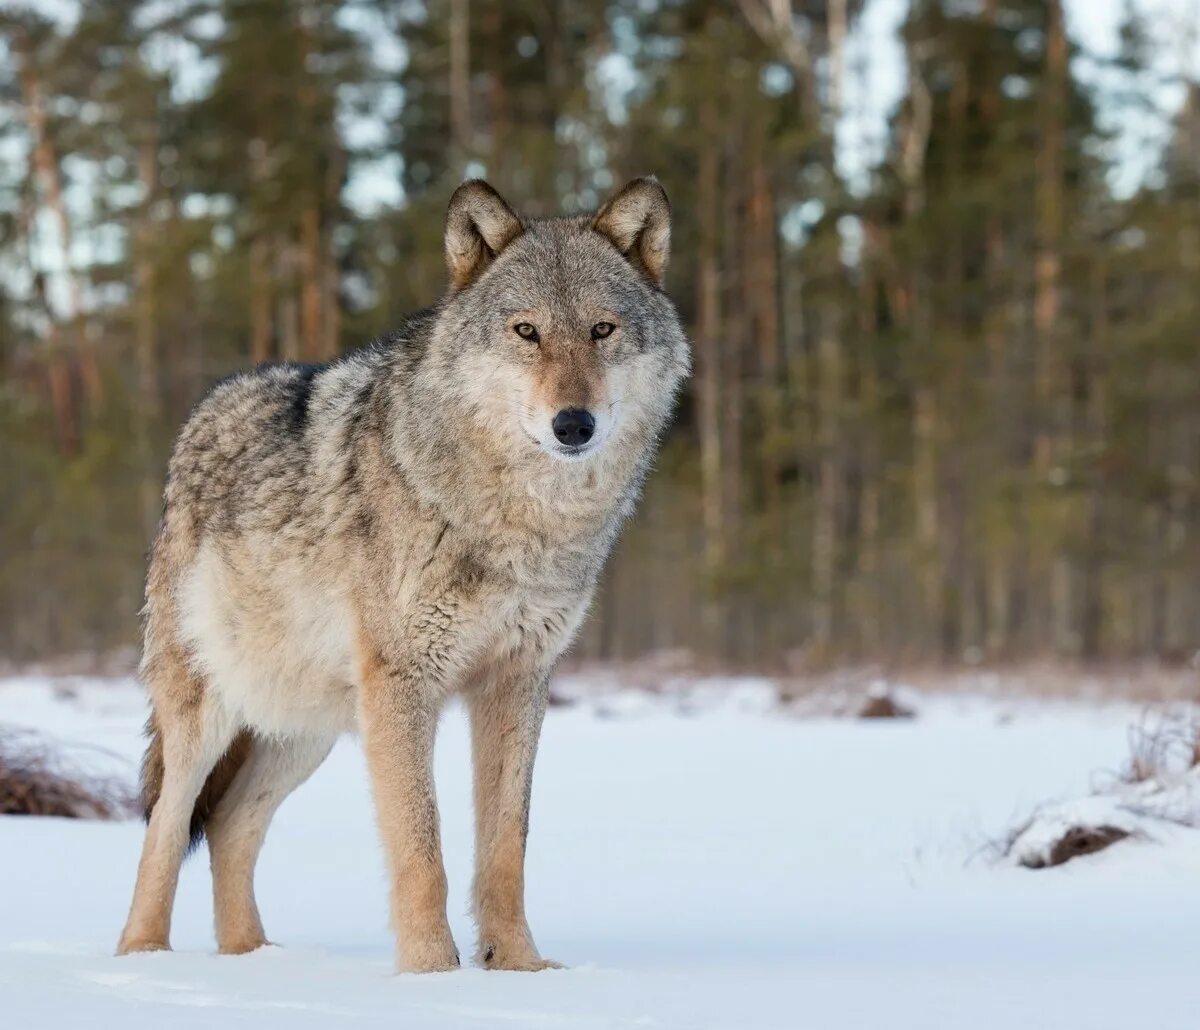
left=592, top=176, right=671, bottom=287
left=444, top=179, right=524, bottom=290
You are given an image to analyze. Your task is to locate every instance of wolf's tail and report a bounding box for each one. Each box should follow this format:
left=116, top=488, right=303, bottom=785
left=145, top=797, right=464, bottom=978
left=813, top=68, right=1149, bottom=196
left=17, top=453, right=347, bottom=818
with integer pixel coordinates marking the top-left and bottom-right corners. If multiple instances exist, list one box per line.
left=140, top=714, right=254, bottom=853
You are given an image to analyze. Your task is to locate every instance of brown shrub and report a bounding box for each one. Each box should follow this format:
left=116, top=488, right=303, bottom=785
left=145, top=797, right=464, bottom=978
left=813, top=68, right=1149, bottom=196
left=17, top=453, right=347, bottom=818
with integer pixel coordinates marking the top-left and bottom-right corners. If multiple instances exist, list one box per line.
left=1017, top=825, right=1133, bottom=869
left=858, top=691, right=916, bottom=720
left=0, top=727, right=137, bottom=820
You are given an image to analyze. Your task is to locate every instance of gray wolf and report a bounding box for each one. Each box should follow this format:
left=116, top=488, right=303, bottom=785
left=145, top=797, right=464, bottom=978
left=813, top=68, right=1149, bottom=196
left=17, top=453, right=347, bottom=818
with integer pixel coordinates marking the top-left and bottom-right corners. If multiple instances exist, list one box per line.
left=115, top=177, right=690, bottom=972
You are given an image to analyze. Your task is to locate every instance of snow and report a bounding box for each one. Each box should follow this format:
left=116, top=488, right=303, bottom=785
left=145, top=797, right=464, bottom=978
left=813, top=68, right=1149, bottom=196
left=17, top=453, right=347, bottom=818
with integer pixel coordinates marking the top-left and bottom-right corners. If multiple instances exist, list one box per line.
left=2, top=676, right=1198, bottom=1029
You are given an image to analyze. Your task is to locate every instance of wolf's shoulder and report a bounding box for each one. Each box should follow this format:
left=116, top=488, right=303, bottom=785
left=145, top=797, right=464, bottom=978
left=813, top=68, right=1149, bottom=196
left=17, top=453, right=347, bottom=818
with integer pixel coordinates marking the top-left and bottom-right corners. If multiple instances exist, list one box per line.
left=181, top=360, right=331, bottom=447
left=182, top=307, right=437, bottom=440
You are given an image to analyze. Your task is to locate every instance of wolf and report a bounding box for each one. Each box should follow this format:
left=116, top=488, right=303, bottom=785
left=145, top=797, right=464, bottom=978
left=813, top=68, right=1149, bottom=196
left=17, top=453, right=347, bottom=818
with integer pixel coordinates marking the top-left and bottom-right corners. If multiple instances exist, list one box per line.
left=115, top=177, right=690, bottom=972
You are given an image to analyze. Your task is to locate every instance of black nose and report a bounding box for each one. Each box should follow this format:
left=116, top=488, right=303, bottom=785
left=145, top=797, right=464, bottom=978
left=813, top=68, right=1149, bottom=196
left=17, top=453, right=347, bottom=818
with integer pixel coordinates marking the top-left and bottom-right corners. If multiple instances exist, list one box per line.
left=551, top=408, right=596, bottom=448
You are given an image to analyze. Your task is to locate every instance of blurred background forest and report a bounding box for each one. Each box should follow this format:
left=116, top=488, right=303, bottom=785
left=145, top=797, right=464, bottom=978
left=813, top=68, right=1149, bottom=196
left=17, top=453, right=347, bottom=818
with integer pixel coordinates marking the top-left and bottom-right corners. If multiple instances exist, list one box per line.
left=2, top=0, right=1200, bottom=671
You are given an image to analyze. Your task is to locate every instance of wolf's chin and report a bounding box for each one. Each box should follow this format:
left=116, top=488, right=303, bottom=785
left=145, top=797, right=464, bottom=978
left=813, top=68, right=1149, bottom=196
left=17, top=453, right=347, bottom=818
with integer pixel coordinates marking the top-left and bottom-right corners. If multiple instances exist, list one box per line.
left=548, top=443, right=599, bottom=462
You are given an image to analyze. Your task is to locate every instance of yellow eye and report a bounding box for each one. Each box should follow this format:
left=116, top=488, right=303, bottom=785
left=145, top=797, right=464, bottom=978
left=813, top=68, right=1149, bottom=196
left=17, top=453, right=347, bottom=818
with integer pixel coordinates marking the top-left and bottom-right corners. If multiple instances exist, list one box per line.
left=514, top=322, right=539, bottom=342
left=592, top=322, right=616, bottom=340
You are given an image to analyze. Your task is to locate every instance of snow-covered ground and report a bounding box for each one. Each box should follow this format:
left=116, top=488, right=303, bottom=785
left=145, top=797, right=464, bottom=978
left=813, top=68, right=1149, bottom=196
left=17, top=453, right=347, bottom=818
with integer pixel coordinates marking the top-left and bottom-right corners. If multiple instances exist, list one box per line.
left=2, top=675, right=1197, bottom=1030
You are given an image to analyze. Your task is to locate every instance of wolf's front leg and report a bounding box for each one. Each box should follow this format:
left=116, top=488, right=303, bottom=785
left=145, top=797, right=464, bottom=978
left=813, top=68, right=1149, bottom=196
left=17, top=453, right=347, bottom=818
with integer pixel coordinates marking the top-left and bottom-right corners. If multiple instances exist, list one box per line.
left=468, top=672, right=561, bottom=971
left=358, top=647, right=458, bottom=973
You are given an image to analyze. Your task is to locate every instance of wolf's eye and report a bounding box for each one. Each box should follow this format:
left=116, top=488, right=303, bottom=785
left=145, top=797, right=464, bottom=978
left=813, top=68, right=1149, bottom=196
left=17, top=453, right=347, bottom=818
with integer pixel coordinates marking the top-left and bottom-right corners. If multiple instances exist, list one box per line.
left=513, top=323, right=539, bottom=343
left=592, top=322, right=616, bottom=340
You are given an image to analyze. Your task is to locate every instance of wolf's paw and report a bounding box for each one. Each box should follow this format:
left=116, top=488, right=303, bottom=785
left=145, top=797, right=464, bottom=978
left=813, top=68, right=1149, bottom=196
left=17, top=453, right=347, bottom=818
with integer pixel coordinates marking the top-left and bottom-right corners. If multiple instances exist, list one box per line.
left=398, top=933, right=461, bottom=974
left=478, top=938, right=565, bottom=972
left=115, top=936, right=170, bottom=956
left=217, top=935, right=271, bottom=956
left=483, top=951, right=565, bottom=972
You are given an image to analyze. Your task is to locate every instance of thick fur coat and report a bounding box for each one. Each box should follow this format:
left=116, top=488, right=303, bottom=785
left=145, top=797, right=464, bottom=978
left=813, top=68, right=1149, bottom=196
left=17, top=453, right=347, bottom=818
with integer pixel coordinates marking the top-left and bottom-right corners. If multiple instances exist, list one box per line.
left=117, top=178, right=691, bottom=972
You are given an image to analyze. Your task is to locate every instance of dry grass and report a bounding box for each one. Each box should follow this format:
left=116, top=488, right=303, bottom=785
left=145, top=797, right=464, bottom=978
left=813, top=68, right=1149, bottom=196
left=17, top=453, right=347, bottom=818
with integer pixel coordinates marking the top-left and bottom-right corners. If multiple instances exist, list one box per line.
left=1118, top=713, right=1200, bottom=785
left=0, top=727, right=137, bottom=820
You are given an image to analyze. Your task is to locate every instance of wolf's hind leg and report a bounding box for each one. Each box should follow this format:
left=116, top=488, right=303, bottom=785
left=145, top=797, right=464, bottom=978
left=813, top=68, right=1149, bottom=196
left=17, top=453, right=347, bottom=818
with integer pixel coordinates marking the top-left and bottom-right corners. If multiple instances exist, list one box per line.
left=206, top=734, right=335, bottom=954
left=117, top=675, right=236, bottom=955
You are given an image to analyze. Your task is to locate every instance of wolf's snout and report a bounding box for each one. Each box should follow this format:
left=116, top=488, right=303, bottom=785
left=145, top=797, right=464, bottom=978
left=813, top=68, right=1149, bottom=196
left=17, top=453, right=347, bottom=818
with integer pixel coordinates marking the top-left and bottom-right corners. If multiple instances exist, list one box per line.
left=552, top=408, right=596, bottom=448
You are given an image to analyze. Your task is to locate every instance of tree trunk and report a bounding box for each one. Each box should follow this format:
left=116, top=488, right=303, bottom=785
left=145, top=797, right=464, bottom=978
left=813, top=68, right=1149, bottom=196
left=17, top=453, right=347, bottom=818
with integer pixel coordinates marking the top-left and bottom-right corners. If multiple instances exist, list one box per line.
left=449, top=0, right=471, bottom=160
left=1034, top=0, right=1072, bottom=655
left=134, top=125, right=162, bottom=538
left=1033, top=0, right=1066, bottom=474
left=16, top=32, right=98, bottom=443
left=301, top=202, right=323, bottom=360
left=750, top=149, right=782, bottom=539
left=249, top=237, right=273, bottom=364
left=812, top=308, right=842, bottom=655
left=721, top=129, right=745, bottom=660
left=696, top=85, right=725, bottom=651
left=484, top=3, right=508, bottom=184
left=901, top=29, right=936, bottom=655
left=278, top=243, right=301, bottom=362
left=1079, top=254, right=1108, bottom=658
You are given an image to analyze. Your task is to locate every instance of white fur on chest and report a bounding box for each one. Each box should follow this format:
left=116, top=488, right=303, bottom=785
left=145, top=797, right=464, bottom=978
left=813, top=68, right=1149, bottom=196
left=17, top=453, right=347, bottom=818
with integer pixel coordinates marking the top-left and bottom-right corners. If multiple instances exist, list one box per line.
left=176, top=528, right=591, bottom=737
left=178, top=541, right=358, bottom=736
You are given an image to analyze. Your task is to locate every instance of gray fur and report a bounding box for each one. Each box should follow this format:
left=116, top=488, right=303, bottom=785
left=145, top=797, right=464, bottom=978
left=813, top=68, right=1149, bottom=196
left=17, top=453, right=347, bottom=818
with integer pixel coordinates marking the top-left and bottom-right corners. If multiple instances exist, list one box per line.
left=116, top=178, right=690, bottom=971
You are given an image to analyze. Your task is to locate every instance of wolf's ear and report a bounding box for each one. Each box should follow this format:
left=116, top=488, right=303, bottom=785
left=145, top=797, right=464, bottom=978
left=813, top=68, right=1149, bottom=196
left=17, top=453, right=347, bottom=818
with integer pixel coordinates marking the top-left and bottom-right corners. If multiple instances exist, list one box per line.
left=444, top=179, right=524, bottom=290
left=592, top=176, right=671, bottom=287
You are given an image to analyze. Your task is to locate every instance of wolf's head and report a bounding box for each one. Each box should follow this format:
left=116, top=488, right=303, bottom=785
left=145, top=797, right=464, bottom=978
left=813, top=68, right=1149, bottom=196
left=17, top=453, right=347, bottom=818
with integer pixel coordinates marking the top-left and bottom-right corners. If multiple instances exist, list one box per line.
left=430, top=177, right=690, bottom=464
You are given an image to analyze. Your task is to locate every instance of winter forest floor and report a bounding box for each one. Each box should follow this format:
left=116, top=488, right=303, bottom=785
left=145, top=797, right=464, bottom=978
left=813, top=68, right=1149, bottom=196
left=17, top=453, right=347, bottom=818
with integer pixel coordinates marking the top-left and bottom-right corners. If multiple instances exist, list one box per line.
left=2, top=673, right=1198, bottom=1030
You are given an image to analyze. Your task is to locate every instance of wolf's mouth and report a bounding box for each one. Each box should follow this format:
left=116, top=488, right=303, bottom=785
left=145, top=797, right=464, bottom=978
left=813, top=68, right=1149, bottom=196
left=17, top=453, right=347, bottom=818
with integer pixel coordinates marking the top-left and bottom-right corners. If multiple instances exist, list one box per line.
left=552, top=442, right=596, bottom=461
left=521, top=427, right=600, bottom=461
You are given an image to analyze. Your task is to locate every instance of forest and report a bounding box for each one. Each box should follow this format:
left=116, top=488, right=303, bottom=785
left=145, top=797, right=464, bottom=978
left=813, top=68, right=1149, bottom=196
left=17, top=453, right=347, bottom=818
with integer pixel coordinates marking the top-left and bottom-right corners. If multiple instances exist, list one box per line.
left=2, top=0, right=1199, bottom=670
